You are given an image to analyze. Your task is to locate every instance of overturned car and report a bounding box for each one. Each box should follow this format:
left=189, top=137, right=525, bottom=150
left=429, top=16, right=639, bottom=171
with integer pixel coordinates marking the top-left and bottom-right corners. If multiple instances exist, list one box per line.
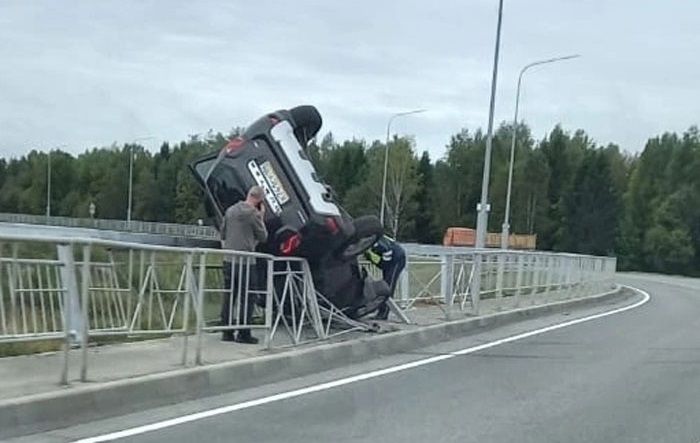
left=189, top=105, right=389, bottom=318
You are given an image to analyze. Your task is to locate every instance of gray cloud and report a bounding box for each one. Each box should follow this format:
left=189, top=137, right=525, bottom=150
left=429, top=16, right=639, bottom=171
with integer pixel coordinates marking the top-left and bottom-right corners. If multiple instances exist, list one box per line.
left=0, top=0, right=698, bottom=159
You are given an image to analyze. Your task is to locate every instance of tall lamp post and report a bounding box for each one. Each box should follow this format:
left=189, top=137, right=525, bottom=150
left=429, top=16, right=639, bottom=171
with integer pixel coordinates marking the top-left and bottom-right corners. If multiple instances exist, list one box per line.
left=500, top=54, right=580, bottom=249
left=126, top=136, right=155, bottom=223
left=380, top=109, right=426, bottom=228
left=469, top=0, right=504, bottom=316
left=474, top=0, right=504, bottom=250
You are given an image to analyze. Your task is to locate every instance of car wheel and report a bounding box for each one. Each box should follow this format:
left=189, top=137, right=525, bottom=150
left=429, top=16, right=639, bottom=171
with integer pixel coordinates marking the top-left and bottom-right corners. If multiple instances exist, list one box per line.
left=337, top=215, right=383, bottom=259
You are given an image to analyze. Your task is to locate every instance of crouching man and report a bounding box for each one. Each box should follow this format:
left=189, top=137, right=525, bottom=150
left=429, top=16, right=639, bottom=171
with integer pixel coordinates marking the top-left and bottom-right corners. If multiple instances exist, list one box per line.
left=364, top=235, right=406, bottom=320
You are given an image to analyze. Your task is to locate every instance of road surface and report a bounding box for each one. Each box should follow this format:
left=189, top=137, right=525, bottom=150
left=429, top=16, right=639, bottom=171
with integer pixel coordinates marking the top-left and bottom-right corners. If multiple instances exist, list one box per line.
left=12, top=274, right=700, bottom=443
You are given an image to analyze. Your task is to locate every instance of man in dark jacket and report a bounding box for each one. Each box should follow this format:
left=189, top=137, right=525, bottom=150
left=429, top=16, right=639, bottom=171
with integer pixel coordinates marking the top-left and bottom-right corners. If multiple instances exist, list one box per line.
left=364, top=235, right=406, bottom=320
left=220, top=186, right=268, bottom=343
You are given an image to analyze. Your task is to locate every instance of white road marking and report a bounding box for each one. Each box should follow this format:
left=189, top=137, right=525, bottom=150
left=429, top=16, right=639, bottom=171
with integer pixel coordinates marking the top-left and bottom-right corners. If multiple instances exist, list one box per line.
left=74, top=285, right=650, bottom=443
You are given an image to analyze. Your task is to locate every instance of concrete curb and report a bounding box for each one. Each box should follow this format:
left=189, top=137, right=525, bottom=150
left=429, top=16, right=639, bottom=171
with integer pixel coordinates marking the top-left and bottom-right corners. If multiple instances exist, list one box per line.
left=1, top=286, right=632, bottom=438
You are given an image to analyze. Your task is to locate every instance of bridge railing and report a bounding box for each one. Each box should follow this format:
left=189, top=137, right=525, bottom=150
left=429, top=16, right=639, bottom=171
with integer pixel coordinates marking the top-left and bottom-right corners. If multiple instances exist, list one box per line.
left=395, top=244, right=617, bottom=316
left=0, top=212, right=218, bottom=239
left=0, top=231, right=617, bottom=385
left=0, top=233, right=365, bottom=385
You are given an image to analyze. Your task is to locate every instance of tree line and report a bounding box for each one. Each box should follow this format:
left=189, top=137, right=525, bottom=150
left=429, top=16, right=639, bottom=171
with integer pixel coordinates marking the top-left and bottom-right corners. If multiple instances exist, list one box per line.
left=0, top=123, right=698, bottom=275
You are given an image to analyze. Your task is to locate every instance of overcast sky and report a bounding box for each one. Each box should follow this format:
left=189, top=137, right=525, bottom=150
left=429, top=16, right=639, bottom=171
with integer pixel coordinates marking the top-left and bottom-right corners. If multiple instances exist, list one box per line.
left=1, top=0, right=698, bottom=159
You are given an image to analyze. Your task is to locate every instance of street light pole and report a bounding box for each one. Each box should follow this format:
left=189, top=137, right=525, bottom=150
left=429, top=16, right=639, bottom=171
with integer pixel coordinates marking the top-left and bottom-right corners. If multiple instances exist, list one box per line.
left=126, top=136, right=155, bottom=223
left=500, top=54, right=580, bottom=249
left=380, top=109, right=426, bottom=228
left=474, top=0, right=504, bottom=250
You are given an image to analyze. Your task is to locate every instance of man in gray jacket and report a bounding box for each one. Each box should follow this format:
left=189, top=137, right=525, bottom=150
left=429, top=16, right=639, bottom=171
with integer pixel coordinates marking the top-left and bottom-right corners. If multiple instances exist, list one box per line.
left=220, top=186, right=268, bottom=344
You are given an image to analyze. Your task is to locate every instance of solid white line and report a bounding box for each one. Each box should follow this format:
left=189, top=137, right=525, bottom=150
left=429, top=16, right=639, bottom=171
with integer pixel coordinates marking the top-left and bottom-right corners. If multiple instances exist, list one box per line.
left=74, top=285, right=650, bottom=443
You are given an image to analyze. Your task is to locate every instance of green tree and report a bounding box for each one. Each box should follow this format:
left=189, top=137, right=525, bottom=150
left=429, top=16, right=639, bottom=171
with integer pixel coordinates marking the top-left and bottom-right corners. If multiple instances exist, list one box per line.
left=561, top=150, right=621, bottom=255
left=411, top=151, right=439, bottom=243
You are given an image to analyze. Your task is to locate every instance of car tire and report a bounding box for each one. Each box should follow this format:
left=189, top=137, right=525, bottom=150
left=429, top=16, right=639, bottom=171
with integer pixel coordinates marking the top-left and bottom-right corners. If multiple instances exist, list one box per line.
left=336, top=215, right=383, bottom=260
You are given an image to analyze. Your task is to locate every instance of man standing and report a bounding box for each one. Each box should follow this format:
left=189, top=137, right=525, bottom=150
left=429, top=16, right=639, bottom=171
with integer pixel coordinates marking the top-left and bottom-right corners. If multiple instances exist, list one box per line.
left=220, top=186, right=268, bottom=344
left=364, top=235, right=406, bottom=320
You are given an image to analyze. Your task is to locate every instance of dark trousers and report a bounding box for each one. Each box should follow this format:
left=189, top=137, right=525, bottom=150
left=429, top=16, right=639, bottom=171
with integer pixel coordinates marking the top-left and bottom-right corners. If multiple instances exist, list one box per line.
left=221, top=260, right=257, bottom=337
left=377, top=253, right=406, bottom=317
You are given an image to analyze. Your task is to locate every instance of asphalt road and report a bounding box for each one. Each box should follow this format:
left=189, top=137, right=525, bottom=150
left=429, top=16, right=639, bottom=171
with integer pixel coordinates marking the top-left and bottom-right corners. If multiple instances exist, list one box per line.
left=14, top=274, right=700, bottom=443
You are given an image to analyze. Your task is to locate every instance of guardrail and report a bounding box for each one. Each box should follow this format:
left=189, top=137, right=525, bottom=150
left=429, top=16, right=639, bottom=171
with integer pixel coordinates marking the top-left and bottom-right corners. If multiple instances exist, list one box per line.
left=0, top=212, right=218, bottom=239
left=0, top=230, right=617, bottom=386
left=395, top=244, right=616, bottom=316
left=0, top=233, right=365, bottom=385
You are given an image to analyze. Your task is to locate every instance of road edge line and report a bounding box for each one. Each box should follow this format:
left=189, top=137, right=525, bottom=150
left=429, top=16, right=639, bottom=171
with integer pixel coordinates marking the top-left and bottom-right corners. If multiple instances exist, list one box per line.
left=72, top=285, right=649, bottom=442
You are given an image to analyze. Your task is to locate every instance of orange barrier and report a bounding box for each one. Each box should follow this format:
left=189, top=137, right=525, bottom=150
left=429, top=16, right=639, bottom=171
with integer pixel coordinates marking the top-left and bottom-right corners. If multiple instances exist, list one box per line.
left=443, top=227, right=536, bottom=249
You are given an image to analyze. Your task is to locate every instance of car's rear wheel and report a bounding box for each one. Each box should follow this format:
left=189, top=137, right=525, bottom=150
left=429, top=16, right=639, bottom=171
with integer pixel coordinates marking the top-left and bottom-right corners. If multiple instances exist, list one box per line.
left=337, top=215, right=383, bottom=259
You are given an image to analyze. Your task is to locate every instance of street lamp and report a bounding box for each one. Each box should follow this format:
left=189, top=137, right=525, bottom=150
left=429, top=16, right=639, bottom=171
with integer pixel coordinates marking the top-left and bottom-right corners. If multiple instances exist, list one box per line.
left=474, top=0, right=504, bottom=250
left=500, top=54, right=580, bottom=249
left=46, top=144, right=67, bottom=218
left=126, top=136, right=155, bottom=223
left=380, top=109, right=426, bottom=227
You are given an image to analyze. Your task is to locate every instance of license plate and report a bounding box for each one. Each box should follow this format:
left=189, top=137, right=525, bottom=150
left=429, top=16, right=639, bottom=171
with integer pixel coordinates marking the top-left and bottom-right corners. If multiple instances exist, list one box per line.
left=259, top=161, right=290, bottom=205
left=247, top=160, right=289, bottom=215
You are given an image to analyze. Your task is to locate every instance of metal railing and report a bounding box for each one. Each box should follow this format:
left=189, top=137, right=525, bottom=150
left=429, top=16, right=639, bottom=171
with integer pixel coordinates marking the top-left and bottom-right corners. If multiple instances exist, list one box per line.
left=0, top=233, right=367, bottom=385
left=0, top=212, right=218, bottom=239
left=395, top=244, right=617, bottom=316
left=0, top=232, right=617, bottom=386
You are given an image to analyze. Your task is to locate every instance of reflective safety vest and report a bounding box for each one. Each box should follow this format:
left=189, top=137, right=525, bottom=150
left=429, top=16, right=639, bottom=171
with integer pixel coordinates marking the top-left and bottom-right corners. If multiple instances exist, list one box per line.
left=365, top=235, right=396, bottom=266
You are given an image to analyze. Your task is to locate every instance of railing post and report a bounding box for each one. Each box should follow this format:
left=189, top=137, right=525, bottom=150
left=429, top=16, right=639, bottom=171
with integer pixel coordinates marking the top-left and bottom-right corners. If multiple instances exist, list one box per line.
left=195, top=253, right=206, bottom=366
left=441, top=254, right=454, bottom=318
left=79, top=244, right=91, bottom=382
left=514, top=253, right=524, bottom=307
left=469, top=252, right=481, bottom=315
left=181, top=252, right=193, bottom=366
left=57, top=244, right=72, bottom=386
left=543, top=255, right=552, bottom=297
left=496, top=251, right=505, bottom=298
left=264, top=258, right=274, bottom=348
left=576, top=257, right=583, bottom=297
left=529, top=254, right=536, bottom=295
left=399, top=258, right=410, bottom=308
left=56, top=244, right=84, bottom=346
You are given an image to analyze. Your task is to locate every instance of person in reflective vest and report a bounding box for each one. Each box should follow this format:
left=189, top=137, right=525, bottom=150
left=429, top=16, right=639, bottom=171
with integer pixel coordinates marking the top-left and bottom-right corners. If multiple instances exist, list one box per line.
left=364, top=235, right=406, bottom=320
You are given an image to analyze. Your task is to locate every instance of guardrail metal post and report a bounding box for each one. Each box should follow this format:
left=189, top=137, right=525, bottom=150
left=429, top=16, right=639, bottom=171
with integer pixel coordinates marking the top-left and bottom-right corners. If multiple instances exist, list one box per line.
left=181, top=252, right=193, bottom=366
left=441, top=254, right=454, bottom=318
left=496, top=252, right=505, bottom=298
left=264, top=258, right=274, bottom=348
left=57, top=244, right=72, bottom=386
left=79, top=244, right=91, bottom=382
left=399, top=258, right=410, bottom=308
left=56, top=244, right=84, bottom=346
left=514, top=253, right=524, bottom=307
left=127, top=249, right=134, bottom=326
left=469, top=252, right=481, bottom=315
left=559, top=256, right=566, bottom=292
left=529, top=254, right=536, bottom=298
left=575, top=257, right=583, bottom=296
left=195, top=252, right=207, bottom=365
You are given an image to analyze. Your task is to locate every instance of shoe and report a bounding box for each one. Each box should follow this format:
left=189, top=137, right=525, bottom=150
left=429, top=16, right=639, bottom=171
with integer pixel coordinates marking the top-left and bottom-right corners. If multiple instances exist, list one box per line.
left=222, top=331, right=236, bottom=342
left=235, top=334, right=259, bottom=345
left=375, top=306, right=389, bottom=320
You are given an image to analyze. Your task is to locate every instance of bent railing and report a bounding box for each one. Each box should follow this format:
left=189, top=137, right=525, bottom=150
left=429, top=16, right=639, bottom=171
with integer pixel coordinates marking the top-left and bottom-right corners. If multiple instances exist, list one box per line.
left=0, top=233, right=617, bottom=386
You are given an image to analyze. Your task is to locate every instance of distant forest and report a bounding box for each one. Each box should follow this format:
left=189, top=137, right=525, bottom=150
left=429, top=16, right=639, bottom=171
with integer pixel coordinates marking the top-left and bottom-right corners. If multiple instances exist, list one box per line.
left=2, top=123, right=699, bottom=275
